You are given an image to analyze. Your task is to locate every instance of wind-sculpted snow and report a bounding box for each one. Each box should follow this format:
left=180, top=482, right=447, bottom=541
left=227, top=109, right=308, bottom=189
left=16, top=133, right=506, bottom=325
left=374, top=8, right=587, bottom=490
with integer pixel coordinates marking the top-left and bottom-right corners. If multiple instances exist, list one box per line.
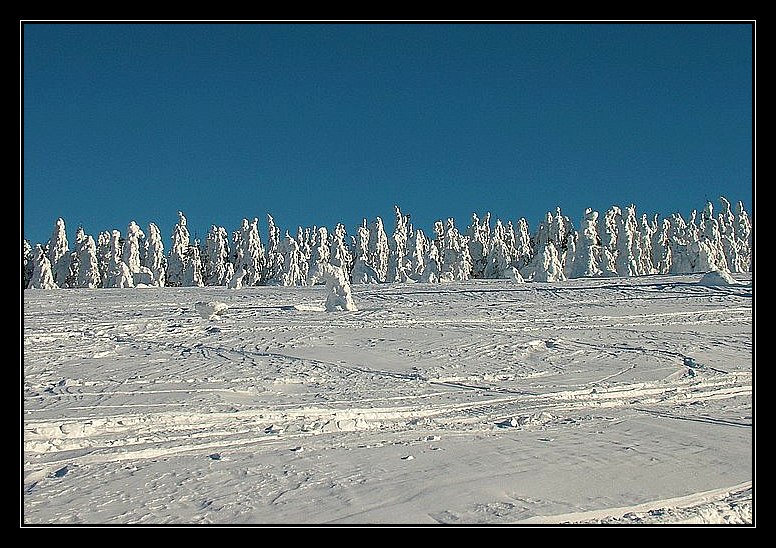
left=23, top=274, right=752, bottom=524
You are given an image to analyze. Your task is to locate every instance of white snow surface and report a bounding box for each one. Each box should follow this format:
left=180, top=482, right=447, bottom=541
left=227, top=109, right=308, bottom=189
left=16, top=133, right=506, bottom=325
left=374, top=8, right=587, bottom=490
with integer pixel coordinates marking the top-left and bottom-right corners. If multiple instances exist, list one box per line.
left=23, top=274, right=752, bottom=524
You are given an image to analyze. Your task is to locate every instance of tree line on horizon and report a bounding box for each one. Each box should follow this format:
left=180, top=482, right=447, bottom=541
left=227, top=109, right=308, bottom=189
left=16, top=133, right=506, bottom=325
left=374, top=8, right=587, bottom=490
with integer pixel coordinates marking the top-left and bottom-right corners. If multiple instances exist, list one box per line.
left=23, top=197, right=752, bottom=290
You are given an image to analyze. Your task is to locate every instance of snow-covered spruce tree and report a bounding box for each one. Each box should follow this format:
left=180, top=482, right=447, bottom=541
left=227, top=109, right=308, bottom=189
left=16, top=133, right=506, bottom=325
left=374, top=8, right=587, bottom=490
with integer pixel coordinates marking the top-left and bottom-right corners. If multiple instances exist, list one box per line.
left=104, top=230, right=134, bottom=288
left=167, top=211, right=190, bottom=287
left=47, top=218, right=71, bottom=287
left=735, top=200, right=752, bottom=272
left=123, top=221, right=155, bottom=285
left=420, top=236, right=442, bottom=283
left=233, top=218, right=265, bottom=286
left=182, top=245, right=204, bottom=287
left=482, top=219, right=521, bottom=280
left=352, top=221, right=380, bottom=283
left=467, top=212, right=491, bottom=279
left=273, top=232, right=307, bottom=286
left=144, top=223, right=166, bottom=287
left=204, top=225, right=233, bottom=286
left=368, top=217, right=390, bottom=283
left=484, top=231, right=516, bottom=280
left=435, top=218, right=472, bottom=282
left=296, top=227, right=312, bottom=282
left=572, top=208, right=604, bottom=278
left=563, top=231, right=579, bottom=280
left=263, top=214, right=283, bottom=282
left=122, top=221, right=145, bottom=274
left=408, top=228, right=428, bottom=280
left=96, top=231, right=112, bottom=286
left=693, top=203, right=728, bottom=272
left=522, top=212, right=566, bottom=282
left=329, top=222, right=353, bottom=276
left=387, top=205, right=412, bottom=283
left=28, top=244, right=57, bottom=289
left=532, top=241, right=566, bottom=282
left=549, top=208, right=576, bottom=277
left=309, top=227, right=331, bottom=284
left=503, top=221, right=520, bottom=270
left=614, top=206, right=639, bottom=277
left=514, top=218, right=533, bottom=271
left=717, top=197, right=742, bottom=273
left=667, top=212, right=691, bottom=274
left=23, top=239, right=34, bottom=289
left=73, top=228, right=101, bottom=288
left=597, top=207, right=619, bottom=276
left=637, top=213, right=656, bottom=276
left=651, top=218, right=672, bottom=274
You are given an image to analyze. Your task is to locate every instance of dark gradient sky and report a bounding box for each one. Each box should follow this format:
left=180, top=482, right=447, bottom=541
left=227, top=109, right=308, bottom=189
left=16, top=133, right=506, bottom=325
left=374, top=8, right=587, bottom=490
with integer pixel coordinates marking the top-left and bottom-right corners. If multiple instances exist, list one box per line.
left=23, top=23, right=753, bottom=246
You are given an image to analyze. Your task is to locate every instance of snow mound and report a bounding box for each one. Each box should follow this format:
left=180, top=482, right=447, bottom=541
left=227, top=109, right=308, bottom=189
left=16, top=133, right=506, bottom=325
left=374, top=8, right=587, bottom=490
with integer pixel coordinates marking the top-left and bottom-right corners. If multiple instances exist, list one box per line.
left=195, top=301, right=229, bottom=319
left=309, top=263, right=357, bottom=312
left=698, top=269, right=739, bottom=286
left=505, top=267, right=524, bottom=282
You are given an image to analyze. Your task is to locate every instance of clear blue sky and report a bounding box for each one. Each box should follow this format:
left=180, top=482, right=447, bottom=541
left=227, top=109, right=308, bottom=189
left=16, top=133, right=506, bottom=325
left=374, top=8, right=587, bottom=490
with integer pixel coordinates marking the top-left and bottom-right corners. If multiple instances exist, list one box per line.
left=23, top=23, right=753, bottom=246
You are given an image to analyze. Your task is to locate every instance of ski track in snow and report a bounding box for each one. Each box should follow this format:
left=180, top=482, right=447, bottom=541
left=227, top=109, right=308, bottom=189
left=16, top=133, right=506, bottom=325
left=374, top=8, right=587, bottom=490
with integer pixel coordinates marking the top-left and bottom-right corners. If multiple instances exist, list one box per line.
left=22, top=274, right=753, bottom=525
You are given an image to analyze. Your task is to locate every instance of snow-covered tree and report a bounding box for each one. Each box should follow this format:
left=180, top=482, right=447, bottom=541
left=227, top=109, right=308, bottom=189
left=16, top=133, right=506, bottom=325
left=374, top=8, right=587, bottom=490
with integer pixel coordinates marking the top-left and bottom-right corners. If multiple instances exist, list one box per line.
left=96, top=231, right=112, bottom=285
left=531, top=241, right=566, bottom=282
left=143, top=223, right=166, bottom=287
left=264, top=214, right=284, bottom=282
left=182, top=245, right=204, bottom=287
left=330, top=222, right=353, bottom=275
left=436, top=218, right=472, bottom=282
left=735, top=200, right=752, bottom=272
left=123, top=221, right=155, bottom=285
left=73, top=228, right=101, bottom=288
left=368, top=217, right=390, bottom=283
left=408, top=228, right=428, bottom=280
left=652, top=218, right=672, bottom=274
left=122, top=221, right=145, bottom=274
left=297, top=226, right=313, bottom=282
left=273, top=232, right=307, bottom=286
left=28, top=244, right=57, bottom=289
left=167, top=211, right=190, bottom=287
left=352, top=221, right=380, bottom=283
left=420, top=238, right=442, bottom=283
left=636, top=213, right=656, bottom=276
left=717, top=197, right=741, bottom=273
left=572, top=209, right=604, bottom=278
left=514, top=218, right=533, bottom=270
left=614, top=206, right=639, bottom=277
left=523, top=213, right=566, bottom=282
left=204, top=225, right=233, bottom=286
left=23, top=240, right=34, bottom=289
left=386, top=206, right=411, bottom=282
left=104, top=230, right=134, bottom=288
left=467, top=212, right=491, bottom=278
left=309, top=227, right=331, bottom=284
left=233, top=218, right=265, bottom=286
left=484, top=234, right=512, bottom=279
left=47, top=218, right=70, bottom=287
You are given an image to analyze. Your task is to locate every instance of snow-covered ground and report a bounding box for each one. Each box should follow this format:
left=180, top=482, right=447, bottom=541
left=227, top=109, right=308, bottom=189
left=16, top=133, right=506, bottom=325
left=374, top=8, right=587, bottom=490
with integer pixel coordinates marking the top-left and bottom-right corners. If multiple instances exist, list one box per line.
left=22, top=274, right=753, bottom=525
